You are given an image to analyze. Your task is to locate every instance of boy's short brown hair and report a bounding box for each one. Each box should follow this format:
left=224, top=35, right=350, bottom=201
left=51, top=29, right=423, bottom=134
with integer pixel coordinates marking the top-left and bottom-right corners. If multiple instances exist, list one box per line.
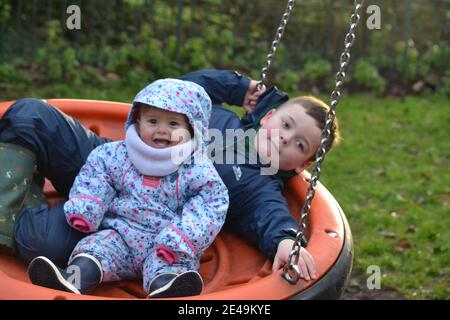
left=280, top=96, right=341, bottom=161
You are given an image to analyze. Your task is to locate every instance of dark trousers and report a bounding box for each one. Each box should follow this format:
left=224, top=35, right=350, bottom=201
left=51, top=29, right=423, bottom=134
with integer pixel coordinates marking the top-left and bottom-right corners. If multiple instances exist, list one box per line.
left=0, top=98, right=112, bottom=266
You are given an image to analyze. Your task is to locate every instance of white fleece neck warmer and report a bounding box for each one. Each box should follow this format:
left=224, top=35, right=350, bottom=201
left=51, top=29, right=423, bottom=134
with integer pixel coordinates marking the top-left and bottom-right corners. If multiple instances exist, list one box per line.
left=125, top=124, right=196, bottom=177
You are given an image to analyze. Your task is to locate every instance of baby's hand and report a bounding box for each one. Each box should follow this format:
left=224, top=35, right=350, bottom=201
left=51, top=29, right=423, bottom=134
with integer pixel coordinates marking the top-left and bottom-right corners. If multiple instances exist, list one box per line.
left=243, top=80, right=266, bottom=113
left=272, top=239, right=317, bottom=281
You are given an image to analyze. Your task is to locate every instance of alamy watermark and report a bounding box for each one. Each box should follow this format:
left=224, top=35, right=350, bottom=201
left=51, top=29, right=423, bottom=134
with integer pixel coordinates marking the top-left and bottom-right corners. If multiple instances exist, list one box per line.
left=366, top=5, right=381, bottom=30
left=66, top=265, right=81, bottom=290
left=65, top=4, right=382, bottom=31
left=66, top=5, right=81, bottom=30
left=366, top=265, right=381, bottom=290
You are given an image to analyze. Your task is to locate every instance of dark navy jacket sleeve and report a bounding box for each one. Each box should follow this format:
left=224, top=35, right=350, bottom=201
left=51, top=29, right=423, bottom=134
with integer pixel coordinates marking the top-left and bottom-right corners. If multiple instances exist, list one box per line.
left=180, top=69, right=251, bottom=107
left=224, top=170, right=299, bottom=260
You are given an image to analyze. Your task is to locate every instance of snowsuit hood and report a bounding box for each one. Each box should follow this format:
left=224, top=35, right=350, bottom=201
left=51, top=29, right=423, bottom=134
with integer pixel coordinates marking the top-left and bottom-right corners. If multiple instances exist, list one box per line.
left=126, top=78, right=212, bottom=147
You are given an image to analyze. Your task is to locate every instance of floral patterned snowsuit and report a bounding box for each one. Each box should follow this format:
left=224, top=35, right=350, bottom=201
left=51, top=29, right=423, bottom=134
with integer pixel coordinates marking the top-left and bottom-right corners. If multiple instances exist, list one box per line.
left=63, top=79, right=229, bottom=292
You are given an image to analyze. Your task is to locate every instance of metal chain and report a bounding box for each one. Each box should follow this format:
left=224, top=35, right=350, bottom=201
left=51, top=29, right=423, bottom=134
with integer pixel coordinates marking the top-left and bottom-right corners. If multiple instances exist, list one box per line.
left=257, top=0, right=296, bottom=90
left=283, top=0, right=365, bottom=284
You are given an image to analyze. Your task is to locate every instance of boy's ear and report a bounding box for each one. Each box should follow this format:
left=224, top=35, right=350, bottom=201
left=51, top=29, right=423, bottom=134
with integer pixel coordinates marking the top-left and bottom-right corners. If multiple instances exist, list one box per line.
left=294, top=161, right=313, bottom=174
left=260, top=108, right=276, bottom=126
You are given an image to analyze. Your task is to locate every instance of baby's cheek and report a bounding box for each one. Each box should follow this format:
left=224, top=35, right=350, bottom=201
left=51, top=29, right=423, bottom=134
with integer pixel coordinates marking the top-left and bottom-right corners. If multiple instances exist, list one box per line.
left=139, top=127, right=155, bottom=144
left=171, top=129, right=191, bottom=144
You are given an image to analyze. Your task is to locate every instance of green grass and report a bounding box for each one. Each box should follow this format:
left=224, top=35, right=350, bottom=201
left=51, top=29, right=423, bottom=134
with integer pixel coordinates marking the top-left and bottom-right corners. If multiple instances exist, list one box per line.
left=316, top=94, right=450, bottom=299
left=3, top=84, right=449, bottom=299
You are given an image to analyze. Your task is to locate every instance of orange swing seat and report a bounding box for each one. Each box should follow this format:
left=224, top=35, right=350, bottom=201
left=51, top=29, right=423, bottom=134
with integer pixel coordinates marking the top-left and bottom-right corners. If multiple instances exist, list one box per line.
left=0, top=99, right=353, bottom=300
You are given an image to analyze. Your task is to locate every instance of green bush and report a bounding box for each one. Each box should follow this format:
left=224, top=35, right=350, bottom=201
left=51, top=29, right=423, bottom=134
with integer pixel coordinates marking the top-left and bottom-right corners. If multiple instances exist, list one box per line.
left=0, top=1, right=11, bottom=22
left=0, top=1, right=448, bottom=98
left=180, top=37, right=212, bottom=71
left=354, top=59, right=386, bottom=96
left=277, top=70, right=300, bottom=92
left=34, top=21, right=66, bottom=82
left=0, top=60, right=31, bottom=85
left=62, top=48, right=80, bottom=83
left=302, top=58, right=332, bottom=83
left=438, top=70, right=450, bottom=96
left=421, top=42, right=450, bottom=88
left=126, top=66, right=154, bottom=87
left=394, top=40, right=420, bottom=81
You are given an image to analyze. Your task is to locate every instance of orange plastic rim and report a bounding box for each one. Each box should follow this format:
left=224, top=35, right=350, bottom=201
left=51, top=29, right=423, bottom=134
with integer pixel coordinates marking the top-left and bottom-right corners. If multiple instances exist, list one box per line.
left=0, top=99, right=345, bottom=300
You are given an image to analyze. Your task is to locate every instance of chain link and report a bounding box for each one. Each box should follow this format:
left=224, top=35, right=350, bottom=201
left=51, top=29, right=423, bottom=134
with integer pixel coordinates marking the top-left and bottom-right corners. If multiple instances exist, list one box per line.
left=257, top=0, right=296, bottom=90
left=283, top=0, right=365, bottom=284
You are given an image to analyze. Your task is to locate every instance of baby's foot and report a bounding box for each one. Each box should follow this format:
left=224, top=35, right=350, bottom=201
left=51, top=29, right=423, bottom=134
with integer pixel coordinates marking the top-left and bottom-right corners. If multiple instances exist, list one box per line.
left=148, top=271, right=203, bottom=298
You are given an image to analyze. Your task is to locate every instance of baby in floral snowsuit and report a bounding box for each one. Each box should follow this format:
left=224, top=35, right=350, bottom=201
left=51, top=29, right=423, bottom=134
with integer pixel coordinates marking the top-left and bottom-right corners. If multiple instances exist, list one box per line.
left=28, top=79, right=229, bottom=298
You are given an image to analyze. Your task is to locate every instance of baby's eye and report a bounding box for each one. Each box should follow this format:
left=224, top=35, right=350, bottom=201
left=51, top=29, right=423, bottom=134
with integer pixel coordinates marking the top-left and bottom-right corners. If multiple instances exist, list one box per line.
left=282, top=121, right=290, bottom=129
left=170, top=121, right=180, bottom=126
left=148, top=119, right=157, bottom=124
left=296, top=141, right=304, bottom=152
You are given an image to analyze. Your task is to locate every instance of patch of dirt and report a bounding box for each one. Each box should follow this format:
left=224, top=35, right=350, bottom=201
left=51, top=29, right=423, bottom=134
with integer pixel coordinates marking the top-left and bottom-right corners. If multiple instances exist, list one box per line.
left=340, top=271, right=406, bottom=300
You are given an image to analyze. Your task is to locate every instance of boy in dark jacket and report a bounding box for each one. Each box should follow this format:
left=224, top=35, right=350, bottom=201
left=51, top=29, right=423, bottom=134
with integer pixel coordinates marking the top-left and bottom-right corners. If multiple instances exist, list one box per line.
left=181, top=70, right=340, bottom=280
left=0, top=69, right=340, bottom=283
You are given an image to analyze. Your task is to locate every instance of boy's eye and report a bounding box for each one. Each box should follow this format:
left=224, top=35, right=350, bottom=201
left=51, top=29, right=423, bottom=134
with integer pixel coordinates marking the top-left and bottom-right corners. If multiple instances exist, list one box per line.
left=170, top=121, right=180, bottom=126
left=148, top=119, right=157, bottom=124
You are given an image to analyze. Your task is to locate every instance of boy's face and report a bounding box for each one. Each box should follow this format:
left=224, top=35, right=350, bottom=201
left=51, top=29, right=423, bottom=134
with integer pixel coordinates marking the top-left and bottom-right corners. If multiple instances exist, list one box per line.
left=256, top=104, right=322, bottom=173
left=137, top=106, right=191, bottom=148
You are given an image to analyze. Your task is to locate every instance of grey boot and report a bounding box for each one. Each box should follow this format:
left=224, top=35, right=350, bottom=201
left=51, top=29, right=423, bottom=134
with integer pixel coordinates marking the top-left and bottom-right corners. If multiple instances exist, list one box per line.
left=28, top=253, right=103, bottom=295
left=148, top=271, right=203, bottom=298
left=0, top=143, right=37, bottom=254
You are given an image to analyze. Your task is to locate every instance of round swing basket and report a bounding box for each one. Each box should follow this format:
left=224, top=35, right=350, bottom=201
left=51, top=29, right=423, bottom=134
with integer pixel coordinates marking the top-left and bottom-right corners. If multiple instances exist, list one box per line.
left=0, top=99, right=353, bottom=300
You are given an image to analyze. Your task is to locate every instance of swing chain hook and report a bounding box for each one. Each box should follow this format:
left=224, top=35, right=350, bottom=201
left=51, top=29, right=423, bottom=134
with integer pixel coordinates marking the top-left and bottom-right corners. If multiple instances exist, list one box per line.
left=257, top=0, right=296, bottom=91
left=283, top=0, right=365, bottom=285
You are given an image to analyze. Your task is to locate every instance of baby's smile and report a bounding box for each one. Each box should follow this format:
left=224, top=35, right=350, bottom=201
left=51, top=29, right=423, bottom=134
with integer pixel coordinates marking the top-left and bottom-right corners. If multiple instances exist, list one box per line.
left=152, top=137, right=174, bottom=148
